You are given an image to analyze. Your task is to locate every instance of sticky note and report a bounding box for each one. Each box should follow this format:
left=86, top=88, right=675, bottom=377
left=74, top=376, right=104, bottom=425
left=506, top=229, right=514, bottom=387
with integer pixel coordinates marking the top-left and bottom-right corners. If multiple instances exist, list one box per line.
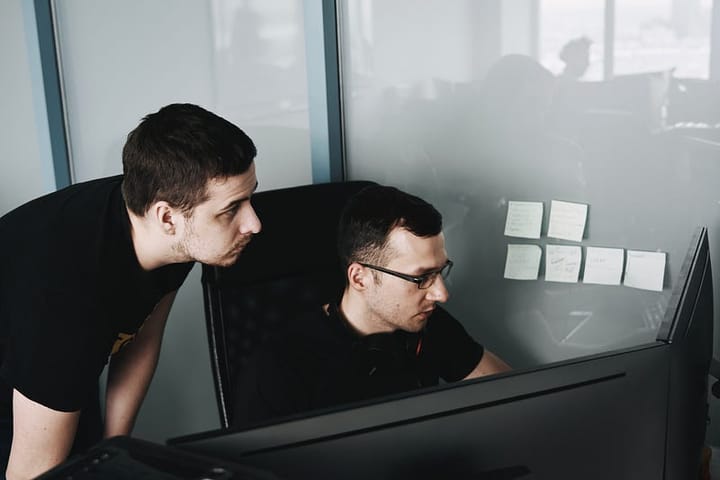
left=504, top=201, right=543, bottom=239
left=547, top=200, right=588, bottom=242
left=624, top=250, right=666, bottom=292
left=504, top=244, right=542, bottom=280
left=583, top=247, right=624, bottom=286
left=545, top=245, right=582, bottom=283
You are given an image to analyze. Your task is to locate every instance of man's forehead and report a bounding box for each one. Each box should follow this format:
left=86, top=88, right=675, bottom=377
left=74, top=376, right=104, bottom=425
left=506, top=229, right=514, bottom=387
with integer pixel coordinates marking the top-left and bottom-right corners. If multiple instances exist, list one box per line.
left=387, top=227, right=444, bottom=245
left=204, top=170, right=257, bottom=202
left=385, top=228, right=446, bottom=264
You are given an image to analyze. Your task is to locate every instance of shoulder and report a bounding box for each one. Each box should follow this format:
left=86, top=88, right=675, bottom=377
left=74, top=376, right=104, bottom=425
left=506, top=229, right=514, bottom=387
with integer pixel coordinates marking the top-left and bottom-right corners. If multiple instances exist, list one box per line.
left=424, top=306, right=475, bottom=348
left=239, top=307, right=340, bottom=406
left=422, top=306, right=485, bottom=382
left=276, top=306, right=344, bottom=351
left=426, top=306, right=463, bottom=332
left=257, top=305, right=352, bottom=372
left=0, top=175, right=123, bottom=253
left=0, top=176, right=126, bottom=302
left=1, top=175, right=122, bottom=225
left=423, top=306, right=483, bottom=355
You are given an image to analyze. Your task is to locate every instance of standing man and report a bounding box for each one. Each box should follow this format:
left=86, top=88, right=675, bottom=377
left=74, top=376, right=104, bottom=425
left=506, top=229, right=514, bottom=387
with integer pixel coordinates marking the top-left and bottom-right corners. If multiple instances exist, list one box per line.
left=233, top=185, right=510, bottom=427
left=0, top=103, right=261, bottom=479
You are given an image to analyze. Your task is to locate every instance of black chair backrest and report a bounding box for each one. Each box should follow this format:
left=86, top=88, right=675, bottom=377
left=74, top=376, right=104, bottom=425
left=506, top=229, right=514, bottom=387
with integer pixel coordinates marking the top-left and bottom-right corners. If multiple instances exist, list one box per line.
left=202, top=181, right=377, bottom=428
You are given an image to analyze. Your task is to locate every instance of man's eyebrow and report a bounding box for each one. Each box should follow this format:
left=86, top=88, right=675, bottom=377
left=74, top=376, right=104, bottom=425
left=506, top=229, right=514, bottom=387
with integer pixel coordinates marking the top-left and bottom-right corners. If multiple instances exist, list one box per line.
left=415, top=260, right=449, bottom=275
left=220, top=182, right=259, bottom=212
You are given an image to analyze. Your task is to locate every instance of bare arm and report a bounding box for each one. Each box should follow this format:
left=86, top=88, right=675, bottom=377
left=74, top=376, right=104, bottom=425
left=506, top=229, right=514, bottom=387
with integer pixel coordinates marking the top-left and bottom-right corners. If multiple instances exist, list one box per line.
left=464, top=349, right=512, bottom=380
left=6, top=390, right=80, bottom=480
left=104, top=291, right=177, bottom=438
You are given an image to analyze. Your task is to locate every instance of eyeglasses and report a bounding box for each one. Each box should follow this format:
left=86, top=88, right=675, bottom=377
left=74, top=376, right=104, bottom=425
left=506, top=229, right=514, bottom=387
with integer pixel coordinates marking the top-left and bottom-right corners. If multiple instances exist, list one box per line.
left=359, top=260, right=453, bottom=290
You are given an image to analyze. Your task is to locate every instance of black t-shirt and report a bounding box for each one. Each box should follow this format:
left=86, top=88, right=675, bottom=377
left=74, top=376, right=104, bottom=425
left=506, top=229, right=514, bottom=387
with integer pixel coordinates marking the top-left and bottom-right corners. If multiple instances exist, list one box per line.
left=233, top=305, right=484, bottom=427
left=0, top=175, right=193, bottom=413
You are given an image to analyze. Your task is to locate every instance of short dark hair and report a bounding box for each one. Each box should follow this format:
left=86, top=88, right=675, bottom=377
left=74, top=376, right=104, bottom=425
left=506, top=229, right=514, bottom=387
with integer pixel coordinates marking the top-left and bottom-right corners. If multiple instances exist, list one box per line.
left=121, top=103, right=257, bottom=215
left=337, top=185, right=442, bottom=270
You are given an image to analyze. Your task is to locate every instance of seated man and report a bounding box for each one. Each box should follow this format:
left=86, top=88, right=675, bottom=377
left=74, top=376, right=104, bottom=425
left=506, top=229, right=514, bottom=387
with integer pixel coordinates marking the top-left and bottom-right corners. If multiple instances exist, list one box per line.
left=233, top=185, right=510, bottom=427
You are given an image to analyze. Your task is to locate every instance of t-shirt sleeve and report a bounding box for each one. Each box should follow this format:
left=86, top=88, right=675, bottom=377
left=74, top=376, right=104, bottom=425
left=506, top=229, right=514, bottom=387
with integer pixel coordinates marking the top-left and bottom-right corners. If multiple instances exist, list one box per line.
left=423, top=307, right=484, bottom=382
left=2, top=287, right=110, bottom=412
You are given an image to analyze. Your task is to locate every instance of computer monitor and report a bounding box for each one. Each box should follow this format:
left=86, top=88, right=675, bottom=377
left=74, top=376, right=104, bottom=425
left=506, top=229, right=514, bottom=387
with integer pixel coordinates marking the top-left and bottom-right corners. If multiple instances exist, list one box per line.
left=170, top=228, right=713, bottom=480
left=658, top=226, right=713, bottom=479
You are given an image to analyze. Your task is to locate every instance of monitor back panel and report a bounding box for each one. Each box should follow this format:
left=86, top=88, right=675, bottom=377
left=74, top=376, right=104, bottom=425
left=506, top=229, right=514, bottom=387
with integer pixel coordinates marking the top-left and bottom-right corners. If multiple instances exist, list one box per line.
left=173, top=344, right=670, bottom=480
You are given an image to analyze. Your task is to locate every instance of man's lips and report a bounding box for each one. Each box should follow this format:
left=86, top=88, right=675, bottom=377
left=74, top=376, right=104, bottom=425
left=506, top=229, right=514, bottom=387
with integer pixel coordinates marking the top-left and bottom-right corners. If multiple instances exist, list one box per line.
left=231, top=237, right=252, bottom=254
left=418, top=307, right=435, bottom=317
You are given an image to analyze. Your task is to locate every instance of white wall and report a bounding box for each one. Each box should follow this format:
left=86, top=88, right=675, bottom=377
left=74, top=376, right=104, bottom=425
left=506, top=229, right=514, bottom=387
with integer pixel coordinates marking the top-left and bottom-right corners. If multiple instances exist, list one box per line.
left=0, top=0, right=55, bottom=216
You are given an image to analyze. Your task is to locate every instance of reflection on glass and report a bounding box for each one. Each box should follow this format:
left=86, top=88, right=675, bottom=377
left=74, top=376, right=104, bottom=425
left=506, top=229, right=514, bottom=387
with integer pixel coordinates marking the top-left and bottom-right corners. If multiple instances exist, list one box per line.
left=211, top=0, right=309, bottom=127
left=540, top=0, right=605, bottom=80
left=340, top=0, right=718, bottom=373
left=207, top=0, right=313, bottom=189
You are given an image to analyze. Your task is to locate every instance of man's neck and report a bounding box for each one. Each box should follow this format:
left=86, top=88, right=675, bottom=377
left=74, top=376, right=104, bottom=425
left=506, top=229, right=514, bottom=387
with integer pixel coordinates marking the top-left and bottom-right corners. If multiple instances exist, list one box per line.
left=339, top=290, right=391, bottom=336
left=127, top=208, right=186, bottom=271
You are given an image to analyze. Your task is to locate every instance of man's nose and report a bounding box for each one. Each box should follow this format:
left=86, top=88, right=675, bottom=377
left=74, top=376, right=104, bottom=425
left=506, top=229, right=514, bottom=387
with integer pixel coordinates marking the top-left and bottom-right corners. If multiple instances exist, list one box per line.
left=426, top=275, right=449, bottom=303
left=240, top=204, right=262, bottom=235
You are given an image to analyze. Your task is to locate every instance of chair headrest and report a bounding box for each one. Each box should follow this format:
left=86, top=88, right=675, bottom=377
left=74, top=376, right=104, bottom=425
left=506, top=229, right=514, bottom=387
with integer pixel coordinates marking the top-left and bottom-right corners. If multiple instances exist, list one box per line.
left=203, top=181, right=377, bottom=287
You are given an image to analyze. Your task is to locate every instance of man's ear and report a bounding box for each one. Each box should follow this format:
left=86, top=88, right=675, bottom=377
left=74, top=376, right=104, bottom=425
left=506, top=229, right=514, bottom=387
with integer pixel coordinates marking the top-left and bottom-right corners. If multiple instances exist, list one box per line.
left=347, top=262, right=371, bottom=291
left=149, top=201, right=179, bottom=236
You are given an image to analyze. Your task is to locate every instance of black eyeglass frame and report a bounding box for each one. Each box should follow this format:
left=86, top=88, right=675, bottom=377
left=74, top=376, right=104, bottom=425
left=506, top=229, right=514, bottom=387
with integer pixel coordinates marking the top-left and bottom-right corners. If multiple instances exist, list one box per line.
left=359, top=260, right=453, bottom=289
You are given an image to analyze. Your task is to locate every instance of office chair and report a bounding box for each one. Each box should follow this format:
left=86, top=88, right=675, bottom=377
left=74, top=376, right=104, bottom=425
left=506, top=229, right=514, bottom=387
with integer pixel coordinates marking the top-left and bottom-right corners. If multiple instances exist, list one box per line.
left=201, top=180, right=377, bottom=428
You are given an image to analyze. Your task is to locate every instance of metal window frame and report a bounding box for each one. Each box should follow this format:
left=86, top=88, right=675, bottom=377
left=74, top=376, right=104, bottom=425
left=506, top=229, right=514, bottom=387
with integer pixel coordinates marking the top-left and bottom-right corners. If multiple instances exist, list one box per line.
left=304, top=0, right=346, bottom=183
left=32, top=0, right=73, bottom=188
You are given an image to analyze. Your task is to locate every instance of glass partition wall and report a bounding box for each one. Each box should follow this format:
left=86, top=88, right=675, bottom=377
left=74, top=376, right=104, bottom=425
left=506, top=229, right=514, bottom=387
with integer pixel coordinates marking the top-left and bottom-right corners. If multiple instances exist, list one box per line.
left=339, top=0, right=719, bottom=368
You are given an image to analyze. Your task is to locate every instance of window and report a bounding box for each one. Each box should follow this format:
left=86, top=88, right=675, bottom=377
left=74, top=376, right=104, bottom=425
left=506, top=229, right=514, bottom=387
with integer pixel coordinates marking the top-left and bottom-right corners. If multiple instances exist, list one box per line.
left=615, top=0, right=712, bottom=78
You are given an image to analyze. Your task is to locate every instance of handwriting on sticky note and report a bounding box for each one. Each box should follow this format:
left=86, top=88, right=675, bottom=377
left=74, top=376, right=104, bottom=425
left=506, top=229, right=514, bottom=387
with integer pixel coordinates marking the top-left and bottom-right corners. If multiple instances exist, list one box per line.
left=504, top=201, right=543, bottom=239
left=504, top=244, right=542, bottom=280
left=547, top=200, right=588, bottom=242
left=583, top=247, right=624, bottom=285
left=624, top=250, right=666, bottom=292
left=545, top=245, right=582, bottom=283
